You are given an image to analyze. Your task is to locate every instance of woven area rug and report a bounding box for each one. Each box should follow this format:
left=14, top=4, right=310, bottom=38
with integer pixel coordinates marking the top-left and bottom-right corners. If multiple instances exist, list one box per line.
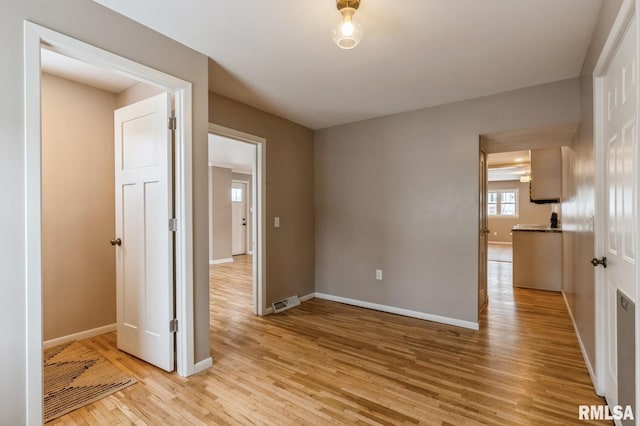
left=44, top=341, right=137, bottom=423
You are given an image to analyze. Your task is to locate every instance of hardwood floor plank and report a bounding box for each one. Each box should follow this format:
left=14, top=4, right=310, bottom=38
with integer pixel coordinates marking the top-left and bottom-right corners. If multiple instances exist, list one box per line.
left=48, top=254, right=606, bottom=425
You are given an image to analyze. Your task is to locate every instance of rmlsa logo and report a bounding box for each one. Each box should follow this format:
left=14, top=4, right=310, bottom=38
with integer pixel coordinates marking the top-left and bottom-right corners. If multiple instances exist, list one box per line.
left=578, top=405, right=634, bottom=421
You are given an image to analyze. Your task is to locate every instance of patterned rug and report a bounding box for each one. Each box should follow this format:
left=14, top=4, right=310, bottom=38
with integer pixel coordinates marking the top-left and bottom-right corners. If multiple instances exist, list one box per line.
left=44, top=341, right=137, bottom=423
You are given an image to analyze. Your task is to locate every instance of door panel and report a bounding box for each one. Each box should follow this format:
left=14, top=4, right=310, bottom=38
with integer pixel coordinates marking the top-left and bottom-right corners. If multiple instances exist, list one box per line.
left=601, top=16, right=636, bottom=408
left=232, top=182, right=247, bottom=255
left=115, top=93, right=174, bottom=372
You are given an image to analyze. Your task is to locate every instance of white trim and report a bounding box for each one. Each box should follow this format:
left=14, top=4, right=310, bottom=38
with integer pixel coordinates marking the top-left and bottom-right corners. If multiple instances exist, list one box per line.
left=24, top=22, right=196, bottom=422
left=43, top=324, right=117, bottom=350
left=193, top=357, right=213, bottom=374
left=299, top=293, right=315, bottom=303
left=487, top=241, right=512, bottom=245
left=210, top=258, right=234, bottom=265
left=562, top=291, right=598, bottom=392
left=314, top=293, right=480, bottom=330
left=592, top=0, right=636, bottom=398
left=248, top=251, right=254, bottom=255
left=209, top=123, right=266, bottom=316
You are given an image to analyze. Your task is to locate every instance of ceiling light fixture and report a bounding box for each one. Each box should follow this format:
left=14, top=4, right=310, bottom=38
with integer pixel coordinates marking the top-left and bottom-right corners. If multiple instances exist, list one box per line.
left=333, top=0, right=363, bottom=50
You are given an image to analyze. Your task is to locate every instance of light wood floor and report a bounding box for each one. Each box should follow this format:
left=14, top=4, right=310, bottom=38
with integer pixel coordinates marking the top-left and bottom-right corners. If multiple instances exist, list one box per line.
left=487, top=243, right=513, bottom=263
left=50, top=254, right=607, bottom=425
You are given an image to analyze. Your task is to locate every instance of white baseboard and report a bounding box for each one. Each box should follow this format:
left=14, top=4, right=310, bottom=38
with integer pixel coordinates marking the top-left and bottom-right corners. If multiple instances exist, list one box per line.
left=193, top=356, right=213, bottom=374
left=488, top=241, right=512, bottom=245
left=248, top=251, right=253, bottom=255
left=562, top=291, right=598, bottom=393
left=209, top=258, right=234, bottom=265
left=43, top=323, right=116, bottom=349
left=314, top=293, right=479, bottom=330
left=299, top=292, right=315, bottom=302
left=264, top=292, right=315, bottom=316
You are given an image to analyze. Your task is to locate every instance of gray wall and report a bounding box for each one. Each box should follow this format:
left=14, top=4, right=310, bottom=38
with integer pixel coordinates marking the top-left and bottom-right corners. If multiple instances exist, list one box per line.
left=208, top=92, right=315, bottom=305
left=487, top=180, right=554, bottom=243
left=315, top=78, right=581, bottom=324
left=42, top=73, right=117, bottom=341
left=562, top=0, right=623, bottom=373
left=211, top=166, right=233, bottom=261
left=0, top=1, right=209, bottom=422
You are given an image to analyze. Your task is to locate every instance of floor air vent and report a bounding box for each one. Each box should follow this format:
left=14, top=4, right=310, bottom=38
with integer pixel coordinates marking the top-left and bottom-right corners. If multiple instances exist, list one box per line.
left=272, top=295, right=300, bottom=314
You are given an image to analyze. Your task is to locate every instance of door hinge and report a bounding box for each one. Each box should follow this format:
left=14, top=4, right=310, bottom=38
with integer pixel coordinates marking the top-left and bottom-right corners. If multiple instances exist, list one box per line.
left=170, top=318, right=178, bottom=333
left=169, top=218, right=177, bottom=232
left=168, top=116, right=176, bottom=130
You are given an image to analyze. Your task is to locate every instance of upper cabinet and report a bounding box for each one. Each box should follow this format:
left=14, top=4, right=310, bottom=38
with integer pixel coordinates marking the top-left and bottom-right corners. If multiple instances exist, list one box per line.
left=530, top=148, right=561, bottom=203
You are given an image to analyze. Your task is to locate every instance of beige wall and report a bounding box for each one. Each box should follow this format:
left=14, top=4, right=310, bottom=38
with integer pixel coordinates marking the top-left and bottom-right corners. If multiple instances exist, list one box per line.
left=116, top=81, right=164, bottom=108
left=210, top=166, right=233, bottom=261
left=315, top=78, right=581, bottom=324
left=1, top=2, right=210, bottom=421
left=562, top=0, right=623, bottom=373
left=487, top=180, right=553, bottom=243
left=208, top=92, right=315, bottom=304
left=42, top=73, right=117, bottom=341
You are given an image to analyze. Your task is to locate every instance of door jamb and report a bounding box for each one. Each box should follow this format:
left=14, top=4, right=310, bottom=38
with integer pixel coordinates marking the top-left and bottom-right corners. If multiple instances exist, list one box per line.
left=24, top=22, right=195, bottom=423
left=208, top=124, right=266, bottom=316
left=592, top=0, right=637, bottom=397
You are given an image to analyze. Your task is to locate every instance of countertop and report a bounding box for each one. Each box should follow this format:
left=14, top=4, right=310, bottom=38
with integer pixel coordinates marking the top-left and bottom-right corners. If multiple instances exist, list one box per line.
left=511, top=224, right=562, bottom=233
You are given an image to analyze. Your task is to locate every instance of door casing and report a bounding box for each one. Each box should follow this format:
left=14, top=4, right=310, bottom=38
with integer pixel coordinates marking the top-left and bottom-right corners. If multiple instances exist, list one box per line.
left=478, top=149, right=489, bottom=314
left=209, top=124, right=266, bottom=317
left=24, top=22, right=195, bottom=424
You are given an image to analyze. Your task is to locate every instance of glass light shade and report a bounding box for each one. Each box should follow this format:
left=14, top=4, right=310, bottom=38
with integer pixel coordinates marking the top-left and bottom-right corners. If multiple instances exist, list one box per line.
left=332, top=7, right=363, bottom=49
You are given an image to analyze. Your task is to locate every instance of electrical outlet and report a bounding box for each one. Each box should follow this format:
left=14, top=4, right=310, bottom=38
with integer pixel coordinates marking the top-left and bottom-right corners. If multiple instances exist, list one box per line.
left=376, top=269, right=383, bottom=280
left=274, top=217, right=280, bottom=228
left=493, top=231, right=497, bottom=236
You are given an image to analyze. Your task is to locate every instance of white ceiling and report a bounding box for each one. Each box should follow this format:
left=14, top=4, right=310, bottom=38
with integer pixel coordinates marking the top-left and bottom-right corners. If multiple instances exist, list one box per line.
left=93, top=0, right=602, bottom=129
left=41, top=47, right=138, bottom=93
left=487, top=150, right=531, bottom=182
left=209, top=134, right=255, bottom=174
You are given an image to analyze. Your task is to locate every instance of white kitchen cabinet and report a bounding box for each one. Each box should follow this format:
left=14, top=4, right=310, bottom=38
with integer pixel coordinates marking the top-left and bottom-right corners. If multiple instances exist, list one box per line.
left=530, top=148, right=562, bottom=202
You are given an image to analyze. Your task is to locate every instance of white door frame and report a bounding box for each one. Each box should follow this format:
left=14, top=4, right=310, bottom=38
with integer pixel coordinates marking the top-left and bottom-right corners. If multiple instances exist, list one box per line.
left=232, top=179, right=252, bottom=255
left=208, top=124, right=266, bottom=316
left=593, top=0, right=638, bottom=399
left=24, top=22, right=195, bottom=423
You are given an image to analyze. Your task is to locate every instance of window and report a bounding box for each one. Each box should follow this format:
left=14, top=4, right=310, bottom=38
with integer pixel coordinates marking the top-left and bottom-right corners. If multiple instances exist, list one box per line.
left=231, top=187, right=243, bottom=202
left=488, top=189, right=518, bottom=217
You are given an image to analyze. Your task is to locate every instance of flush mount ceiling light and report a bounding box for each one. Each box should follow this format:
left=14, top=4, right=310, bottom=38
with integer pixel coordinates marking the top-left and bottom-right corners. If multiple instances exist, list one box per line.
left=333, top=0, right=363, bottom=49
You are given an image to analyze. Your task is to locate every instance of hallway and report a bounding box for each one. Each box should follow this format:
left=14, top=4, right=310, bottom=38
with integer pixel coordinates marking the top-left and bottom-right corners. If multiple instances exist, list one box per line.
left=49, top=252, right=606, bottom=424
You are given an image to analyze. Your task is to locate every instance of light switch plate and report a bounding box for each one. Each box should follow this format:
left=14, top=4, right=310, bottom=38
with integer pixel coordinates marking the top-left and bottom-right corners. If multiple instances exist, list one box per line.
left=274, top=217, right=280, bottom=228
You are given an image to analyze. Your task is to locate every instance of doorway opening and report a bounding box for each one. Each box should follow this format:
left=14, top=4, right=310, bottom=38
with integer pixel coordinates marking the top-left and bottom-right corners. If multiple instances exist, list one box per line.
left=208, top=124, right=265, bottom=316
left=25, top=22, right=195, bottom=423
left=478, top=123, right=578, bottom=316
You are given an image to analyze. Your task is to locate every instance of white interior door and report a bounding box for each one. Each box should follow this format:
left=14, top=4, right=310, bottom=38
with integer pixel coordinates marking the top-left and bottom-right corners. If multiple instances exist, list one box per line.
left=600, top=16, right=637, bottom=407
left=232, top=181, right=247, bottom=255
left=479, top=150, right=488, bottom=313
left=114, top=93, right=175, bottom=372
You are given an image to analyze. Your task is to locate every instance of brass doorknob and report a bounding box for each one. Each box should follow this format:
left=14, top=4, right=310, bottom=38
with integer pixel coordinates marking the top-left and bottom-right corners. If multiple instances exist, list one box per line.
left=110, top=238, right=122, bottom=246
